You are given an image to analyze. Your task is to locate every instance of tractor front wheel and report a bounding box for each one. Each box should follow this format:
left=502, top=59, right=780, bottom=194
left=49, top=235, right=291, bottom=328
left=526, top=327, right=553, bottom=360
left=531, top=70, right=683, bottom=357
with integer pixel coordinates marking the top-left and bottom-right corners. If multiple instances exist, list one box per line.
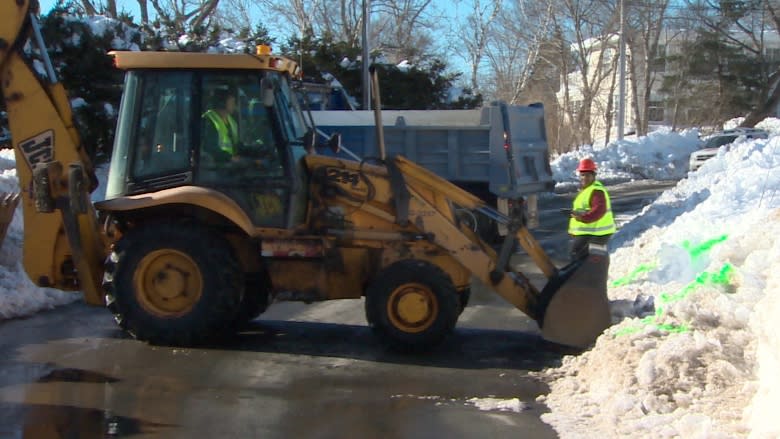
left=365, top=259, right=459, bottom=352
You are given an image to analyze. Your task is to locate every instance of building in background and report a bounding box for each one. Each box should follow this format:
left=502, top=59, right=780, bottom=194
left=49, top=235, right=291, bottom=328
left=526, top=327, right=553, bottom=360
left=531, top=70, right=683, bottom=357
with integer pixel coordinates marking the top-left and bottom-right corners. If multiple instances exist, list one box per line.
left=558, top=28, right=780, bottom=143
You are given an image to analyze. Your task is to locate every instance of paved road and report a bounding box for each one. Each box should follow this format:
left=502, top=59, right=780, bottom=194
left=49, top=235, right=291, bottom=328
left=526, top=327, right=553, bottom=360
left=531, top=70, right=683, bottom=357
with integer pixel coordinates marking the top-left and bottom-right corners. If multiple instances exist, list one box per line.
left=0, top=179, right=675, bottom=439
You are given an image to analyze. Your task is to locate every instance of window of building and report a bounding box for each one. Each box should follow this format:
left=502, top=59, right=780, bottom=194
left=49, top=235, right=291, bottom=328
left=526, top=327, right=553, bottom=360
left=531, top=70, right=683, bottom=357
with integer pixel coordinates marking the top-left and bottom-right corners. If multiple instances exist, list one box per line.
left=651, top=44, right=666, bottom=73
left=648, top=100, right=665, bottom=122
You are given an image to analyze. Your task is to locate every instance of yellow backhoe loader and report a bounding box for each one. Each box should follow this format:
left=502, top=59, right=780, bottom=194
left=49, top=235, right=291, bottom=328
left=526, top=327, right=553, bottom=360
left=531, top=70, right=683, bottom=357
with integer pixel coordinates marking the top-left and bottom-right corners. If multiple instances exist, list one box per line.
left=0, top=1, right=611, bottom=351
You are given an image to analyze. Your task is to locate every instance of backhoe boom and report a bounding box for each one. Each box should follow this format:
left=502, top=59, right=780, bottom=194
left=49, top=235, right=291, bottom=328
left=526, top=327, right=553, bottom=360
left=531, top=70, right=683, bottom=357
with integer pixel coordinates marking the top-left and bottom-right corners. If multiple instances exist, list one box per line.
left=1, top=3, right=107, bottom=304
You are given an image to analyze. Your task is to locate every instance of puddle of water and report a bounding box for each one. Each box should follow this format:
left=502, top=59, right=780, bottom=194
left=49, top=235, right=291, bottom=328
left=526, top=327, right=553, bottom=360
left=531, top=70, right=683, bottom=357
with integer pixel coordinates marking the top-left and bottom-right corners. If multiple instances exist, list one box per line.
left=13, top=403, right=175, bottom=438
left=0, top=368, right=176, bottom=438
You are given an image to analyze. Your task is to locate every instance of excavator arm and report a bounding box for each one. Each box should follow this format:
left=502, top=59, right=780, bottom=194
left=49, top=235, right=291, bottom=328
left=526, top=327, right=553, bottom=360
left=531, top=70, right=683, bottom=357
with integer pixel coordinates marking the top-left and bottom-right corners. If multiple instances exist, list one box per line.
left=1, top=1, right=107, bottom=304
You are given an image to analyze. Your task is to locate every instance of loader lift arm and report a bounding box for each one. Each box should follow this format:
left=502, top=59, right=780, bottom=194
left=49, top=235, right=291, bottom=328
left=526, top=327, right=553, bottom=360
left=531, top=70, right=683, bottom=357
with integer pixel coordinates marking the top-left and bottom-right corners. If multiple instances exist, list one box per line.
left=391, top=155, right=612, bottom=348
left=1, top=2, right=108, bottom=304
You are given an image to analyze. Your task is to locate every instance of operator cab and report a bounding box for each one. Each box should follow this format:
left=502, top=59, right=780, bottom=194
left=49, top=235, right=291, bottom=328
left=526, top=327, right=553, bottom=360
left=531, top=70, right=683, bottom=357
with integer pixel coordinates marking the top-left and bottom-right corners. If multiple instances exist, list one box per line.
left=105, top=51, right=314, bottom=229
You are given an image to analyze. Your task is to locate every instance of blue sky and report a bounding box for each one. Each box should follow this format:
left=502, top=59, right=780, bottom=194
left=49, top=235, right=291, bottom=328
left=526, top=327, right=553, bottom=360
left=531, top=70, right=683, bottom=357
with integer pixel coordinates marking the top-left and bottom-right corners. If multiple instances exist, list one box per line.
left=39, top=0, right=149, bottom=20
left=37, top=0, right=469, bottom=75
left=38, top=0, right=463, bottom=28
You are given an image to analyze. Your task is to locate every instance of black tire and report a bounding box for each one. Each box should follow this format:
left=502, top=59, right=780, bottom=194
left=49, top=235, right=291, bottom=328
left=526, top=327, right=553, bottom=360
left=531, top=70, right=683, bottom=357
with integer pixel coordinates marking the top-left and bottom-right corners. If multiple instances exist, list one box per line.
left=458, top=288, right=471, bottom=314
left=365, top=259, right=459, bottom=353
left=103, top=223, right=244, bottom=346
left=236, top=271, right=271, bottom=327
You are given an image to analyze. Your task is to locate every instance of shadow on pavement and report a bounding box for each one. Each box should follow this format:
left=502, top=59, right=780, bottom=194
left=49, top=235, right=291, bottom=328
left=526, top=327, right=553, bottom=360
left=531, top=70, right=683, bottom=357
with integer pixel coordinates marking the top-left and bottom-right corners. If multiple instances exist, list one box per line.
left=217, top=319, right=574, bottom=372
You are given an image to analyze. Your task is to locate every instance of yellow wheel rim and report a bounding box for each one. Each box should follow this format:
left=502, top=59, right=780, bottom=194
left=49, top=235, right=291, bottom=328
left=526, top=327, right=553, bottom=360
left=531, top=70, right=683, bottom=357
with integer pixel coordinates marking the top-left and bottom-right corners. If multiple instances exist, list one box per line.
left=386, top=283, right=438, bottom=333
left=134, top=249, right=203, bottom=317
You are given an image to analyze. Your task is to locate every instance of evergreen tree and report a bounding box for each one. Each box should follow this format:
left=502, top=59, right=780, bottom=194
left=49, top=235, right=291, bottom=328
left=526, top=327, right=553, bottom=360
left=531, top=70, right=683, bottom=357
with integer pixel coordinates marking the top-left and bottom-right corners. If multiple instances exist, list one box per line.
left=662, top=29, right=764, bottom=128
left=280, top=33, right=481, bottom=110
left=40, top=5, right=137, bottom=161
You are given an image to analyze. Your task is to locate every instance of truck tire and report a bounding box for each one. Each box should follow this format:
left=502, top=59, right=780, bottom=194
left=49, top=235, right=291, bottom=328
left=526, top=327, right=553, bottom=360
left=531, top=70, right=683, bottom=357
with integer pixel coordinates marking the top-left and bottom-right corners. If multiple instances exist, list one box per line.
left=365, top=259, right=459, bottom=353
left=103, top=223, right=244, bottom=346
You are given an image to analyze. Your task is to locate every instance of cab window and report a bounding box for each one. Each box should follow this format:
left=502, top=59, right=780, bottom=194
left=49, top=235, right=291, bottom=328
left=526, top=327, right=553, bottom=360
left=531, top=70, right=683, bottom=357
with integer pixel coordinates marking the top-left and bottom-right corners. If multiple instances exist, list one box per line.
left=131, top=72, right=193, bottom=179
left=195, top=72, right=290, bottom=228
left=197, top=73, right=284, bottom=181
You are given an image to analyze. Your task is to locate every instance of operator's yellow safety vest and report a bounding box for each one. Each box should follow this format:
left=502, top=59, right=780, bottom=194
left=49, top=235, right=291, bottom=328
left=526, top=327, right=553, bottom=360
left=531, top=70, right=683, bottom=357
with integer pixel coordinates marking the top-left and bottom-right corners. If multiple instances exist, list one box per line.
left=568, top=181, right=617, bottom=236
left=203, top=110, right=239, bottom=154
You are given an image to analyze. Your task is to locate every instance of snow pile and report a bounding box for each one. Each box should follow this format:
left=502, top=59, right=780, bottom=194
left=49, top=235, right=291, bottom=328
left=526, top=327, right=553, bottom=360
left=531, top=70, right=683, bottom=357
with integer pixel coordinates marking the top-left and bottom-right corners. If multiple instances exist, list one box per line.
left=0, top=149, right=81, bottom=318
left=551, top=127, right=702, bottom=188
left=537, top=123, right=780, bottom=438
left=467, top=397, right=525, bottom=413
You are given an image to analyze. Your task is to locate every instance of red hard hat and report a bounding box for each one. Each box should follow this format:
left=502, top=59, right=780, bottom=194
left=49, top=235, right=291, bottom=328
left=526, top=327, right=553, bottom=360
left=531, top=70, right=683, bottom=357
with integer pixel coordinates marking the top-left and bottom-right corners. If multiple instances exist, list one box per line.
left=577, top=158, right=597, bottom=172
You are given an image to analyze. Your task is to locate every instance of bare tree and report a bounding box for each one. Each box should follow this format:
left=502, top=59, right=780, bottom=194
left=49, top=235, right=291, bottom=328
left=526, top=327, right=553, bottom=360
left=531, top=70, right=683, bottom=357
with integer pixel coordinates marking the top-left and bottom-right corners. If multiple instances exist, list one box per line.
left=480, top=0, right=555, bottom=103
left=452, top=0, right=501, bottom=94
left=145, top=0, right=221, bottom=31
left=74, top=0, right=225, bottom=29
left=75, top=0, right=144, bottom=20
left=218, top=0, right=315, bottom=43
left=550, top=0, right=618, bottom=146
left=659, top=27, right=702, bottom=130
left=76, top=0, right=111, bottom=16
left=622, top=0, right=671, bottom=136
left=223, top=0, right=436, bottom=62
left=371, top=0, right=438, bottom=62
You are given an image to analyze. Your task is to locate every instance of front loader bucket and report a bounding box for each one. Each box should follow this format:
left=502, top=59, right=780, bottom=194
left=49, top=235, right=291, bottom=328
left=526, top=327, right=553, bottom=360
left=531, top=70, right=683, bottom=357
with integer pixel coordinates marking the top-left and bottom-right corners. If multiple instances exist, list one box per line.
left=0, top=192, right=20, bottom=250
left=539, top=244, right=611, bottom=349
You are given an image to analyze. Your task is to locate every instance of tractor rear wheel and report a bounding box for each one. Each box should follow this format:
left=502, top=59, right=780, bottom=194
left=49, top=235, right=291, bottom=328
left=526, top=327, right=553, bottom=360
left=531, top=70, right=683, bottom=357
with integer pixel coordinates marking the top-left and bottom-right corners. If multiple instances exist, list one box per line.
left=235, top=271, right=271, bottom=327
left=365, top=259, right=459, bottom=352
left=104, top=223, right=244, bottom=346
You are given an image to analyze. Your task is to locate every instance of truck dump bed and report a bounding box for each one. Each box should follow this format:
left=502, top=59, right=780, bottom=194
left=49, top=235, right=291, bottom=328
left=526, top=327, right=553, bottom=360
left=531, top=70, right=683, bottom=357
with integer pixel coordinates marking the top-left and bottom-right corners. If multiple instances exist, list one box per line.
left=311, top=102, right=555, bottom=198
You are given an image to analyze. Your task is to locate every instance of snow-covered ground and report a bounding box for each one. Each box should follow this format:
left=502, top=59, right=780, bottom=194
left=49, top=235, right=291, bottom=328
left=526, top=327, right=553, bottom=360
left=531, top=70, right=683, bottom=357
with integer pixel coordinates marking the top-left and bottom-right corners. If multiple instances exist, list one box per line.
left=537, top=118, right=780, bottom=438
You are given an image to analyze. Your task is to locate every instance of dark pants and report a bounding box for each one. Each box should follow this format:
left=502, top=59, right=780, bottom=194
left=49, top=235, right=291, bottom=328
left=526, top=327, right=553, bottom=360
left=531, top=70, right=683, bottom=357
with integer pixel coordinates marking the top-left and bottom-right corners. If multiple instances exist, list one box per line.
left=570, top=234, right=611, bottom=261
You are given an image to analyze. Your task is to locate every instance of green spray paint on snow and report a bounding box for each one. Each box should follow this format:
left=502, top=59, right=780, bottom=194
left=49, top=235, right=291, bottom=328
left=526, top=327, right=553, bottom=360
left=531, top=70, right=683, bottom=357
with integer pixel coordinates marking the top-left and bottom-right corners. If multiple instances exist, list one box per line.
left=609, top=234, right=729, bottom=288
left=612, top=234, right=732, bottom=337
left=613, top=263, right=734, bottom=336
left=610, top=262, right=657, bottom=287
left=681, top=234, right=729, bottom=262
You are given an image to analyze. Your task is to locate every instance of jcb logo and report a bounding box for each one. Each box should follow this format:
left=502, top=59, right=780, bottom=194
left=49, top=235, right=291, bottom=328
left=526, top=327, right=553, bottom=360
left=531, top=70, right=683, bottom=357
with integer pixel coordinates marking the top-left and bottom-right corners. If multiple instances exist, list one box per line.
left=19, top=130, right=54, bottom=168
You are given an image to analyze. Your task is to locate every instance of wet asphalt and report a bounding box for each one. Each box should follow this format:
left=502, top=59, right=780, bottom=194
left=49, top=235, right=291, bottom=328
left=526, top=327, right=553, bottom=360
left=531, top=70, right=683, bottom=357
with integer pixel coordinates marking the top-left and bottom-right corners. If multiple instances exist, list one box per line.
left=0, top=180, right=674, bottom=439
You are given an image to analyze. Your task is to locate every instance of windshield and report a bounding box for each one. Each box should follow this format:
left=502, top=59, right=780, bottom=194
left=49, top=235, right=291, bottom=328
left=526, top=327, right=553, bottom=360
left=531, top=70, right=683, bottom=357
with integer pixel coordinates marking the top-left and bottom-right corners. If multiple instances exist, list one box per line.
left=266, top=74, right=308, bottom=144
left=703, top=135, right=737, bottom=149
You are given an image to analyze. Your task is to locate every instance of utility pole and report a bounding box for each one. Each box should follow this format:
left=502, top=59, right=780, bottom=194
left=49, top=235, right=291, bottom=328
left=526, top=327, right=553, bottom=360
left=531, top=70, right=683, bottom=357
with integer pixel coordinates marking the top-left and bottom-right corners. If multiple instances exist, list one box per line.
left=617, top=0, right=626, bottom=140
left=362, top=0, right=371, bottom=110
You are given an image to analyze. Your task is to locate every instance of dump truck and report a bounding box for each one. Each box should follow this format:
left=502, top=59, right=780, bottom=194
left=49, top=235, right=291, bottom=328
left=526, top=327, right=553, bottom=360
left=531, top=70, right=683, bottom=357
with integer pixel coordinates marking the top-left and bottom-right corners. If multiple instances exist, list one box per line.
left=0, top=2, right=612, bottom=351
left=301, top=83, right=556, bottom=239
